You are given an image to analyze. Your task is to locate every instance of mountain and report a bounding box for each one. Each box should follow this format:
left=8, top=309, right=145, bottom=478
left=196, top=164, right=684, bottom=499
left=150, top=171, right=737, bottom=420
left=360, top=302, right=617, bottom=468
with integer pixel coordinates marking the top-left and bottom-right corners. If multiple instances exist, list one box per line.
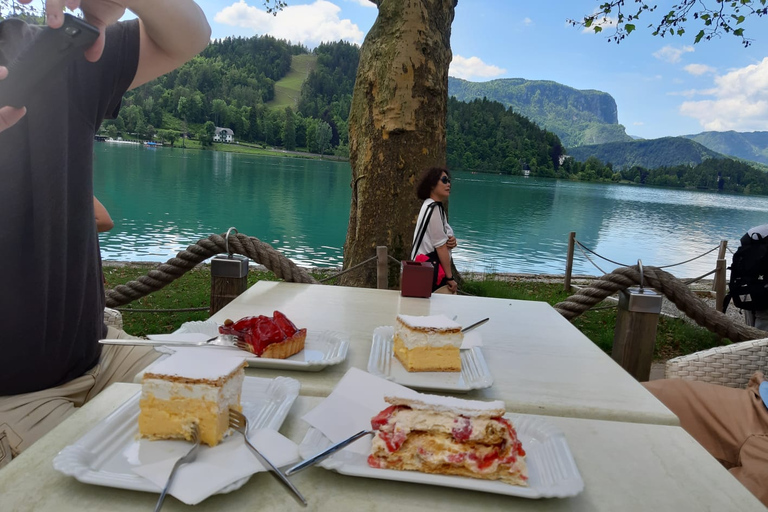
left=447, top=77, right=632, bottom=148
left=566, top=137, right=724, bottom=170
left=682, top=131, right=768, bottom=166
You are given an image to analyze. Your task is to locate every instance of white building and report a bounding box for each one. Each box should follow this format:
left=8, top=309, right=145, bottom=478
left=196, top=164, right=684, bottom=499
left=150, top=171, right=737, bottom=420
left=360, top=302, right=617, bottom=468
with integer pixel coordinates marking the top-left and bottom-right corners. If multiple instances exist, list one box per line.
left=213, top=127, right=234, bottom=143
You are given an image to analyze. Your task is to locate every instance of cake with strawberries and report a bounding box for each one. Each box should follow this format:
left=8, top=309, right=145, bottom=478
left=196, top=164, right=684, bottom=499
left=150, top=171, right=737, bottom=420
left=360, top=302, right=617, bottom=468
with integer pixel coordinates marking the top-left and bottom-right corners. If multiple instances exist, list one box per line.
left=219, top=310, right=306, bottom=359
left=367, top=394, right=528, bottom=486
left=138, top=351, right=246, bottom=447
left=393, top=314, right=463, bottom=372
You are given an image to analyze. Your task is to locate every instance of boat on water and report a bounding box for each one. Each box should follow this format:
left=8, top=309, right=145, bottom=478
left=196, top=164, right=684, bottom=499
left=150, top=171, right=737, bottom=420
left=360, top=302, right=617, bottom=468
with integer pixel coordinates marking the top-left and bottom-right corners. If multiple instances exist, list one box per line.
left=143, top=141, right=161, bottom=148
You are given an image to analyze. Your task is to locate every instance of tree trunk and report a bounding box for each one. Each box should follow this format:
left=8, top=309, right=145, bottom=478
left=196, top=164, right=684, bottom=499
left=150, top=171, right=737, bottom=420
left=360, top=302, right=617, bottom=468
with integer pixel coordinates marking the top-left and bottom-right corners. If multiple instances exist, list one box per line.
left=340, top=0, right=457, bottom=288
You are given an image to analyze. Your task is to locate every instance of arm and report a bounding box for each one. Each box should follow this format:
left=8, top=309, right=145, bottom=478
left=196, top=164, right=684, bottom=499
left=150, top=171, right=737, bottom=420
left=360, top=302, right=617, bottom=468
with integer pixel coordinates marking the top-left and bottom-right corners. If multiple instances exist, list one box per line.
left=30, top=1, right=210, bottom=84
left=93, top=197, right=114, bottom=232
left=0, top=67, right=26, bottom=132
left=435, top=243, right=457, bottom=293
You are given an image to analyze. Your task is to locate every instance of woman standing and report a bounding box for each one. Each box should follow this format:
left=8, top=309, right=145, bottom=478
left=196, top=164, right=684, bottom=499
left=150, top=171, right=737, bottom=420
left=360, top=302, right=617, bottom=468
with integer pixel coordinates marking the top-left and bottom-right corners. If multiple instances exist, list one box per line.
left=411, top=167, right=458, bottom=294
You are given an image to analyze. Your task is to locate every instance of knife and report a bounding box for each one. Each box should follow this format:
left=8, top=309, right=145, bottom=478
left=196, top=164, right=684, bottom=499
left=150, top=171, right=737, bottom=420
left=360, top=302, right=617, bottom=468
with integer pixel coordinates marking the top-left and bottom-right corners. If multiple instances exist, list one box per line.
left=99, top=337, right=217, bottom=347
left=461, top=317, right=489, bottom=333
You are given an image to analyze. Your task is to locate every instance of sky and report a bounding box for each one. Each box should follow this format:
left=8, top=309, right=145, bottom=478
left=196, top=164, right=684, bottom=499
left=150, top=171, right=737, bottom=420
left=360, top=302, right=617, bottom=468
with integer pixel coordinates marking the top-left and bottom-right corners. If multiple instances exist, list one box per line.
left=27, top=0, right=768, bottom=140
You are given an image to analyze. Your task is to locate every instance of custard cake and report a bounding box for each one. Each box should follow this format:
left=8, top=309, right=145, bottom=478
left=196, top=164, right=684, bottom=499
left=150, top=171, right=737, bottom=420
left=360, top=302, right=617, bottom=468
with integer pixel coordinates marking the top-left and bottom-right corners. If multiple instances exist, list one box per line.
left=138, top=351, right=246, bottom=447
left=393, top=314, right=463, bottom=372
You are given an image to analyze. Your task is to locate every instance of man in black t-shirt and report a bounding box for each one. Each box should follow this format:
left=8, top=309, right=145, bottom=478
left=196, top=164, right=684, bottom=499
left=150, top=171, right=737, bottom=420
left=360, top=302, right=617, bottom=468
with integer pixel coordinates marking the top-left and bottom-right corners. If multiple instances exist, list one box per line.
left=0, top=0, right=211, bottom=466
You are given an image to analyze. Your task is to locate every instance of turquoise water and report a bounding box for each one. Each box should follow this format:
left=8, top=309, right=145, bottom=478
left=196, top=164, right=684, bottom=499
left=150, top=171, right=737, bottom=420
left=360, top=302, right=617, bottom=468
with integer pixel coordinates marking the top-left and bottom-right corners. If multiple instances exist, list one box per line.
left=94, top=144, right=768, bottom=277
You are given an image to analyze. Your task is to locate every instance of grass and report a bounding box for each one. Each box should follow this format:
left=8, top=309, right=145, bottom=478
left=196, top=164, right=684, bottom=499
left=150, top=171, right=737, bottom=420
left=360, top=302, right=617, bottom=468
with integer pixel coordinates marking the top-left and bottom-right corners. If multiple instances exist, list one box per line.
left=268, top=54, right=317, bottom=111
left=105, top=265, right=728, bottom=361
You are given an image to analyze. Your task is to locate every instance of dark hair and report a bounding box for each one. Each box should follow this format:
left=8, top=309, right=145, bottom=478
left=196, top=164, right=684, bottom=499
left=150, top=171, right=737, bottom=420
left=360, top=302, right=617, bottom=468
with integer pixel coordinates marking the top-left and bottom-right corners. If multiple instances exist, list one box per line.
left=415, top=167, right=451, bottom=200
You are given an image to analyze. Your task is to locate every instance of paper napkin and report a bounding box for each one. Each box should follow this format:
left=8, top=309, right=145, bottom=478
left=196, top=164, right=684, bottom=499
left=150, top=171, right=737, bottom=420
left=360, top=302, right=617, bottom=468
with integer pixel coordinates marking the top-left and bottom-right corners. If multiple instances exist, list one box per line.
left=301, top=368, right=419, bottom=455
left=132, top=429, right=299, bottom=505
left=460, top=331, right=483, bottom=349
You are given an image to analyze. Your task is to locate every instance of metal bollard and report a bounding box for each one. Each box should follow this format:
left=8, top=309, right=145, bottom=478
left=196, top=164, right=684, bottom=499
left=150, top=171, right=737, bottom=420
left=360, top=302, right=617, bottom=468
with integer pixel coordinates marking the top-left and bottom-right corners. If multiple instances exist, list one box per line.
left=611, top=285, right=663, bottom=381
left=210, top=227, right=249, bottom=316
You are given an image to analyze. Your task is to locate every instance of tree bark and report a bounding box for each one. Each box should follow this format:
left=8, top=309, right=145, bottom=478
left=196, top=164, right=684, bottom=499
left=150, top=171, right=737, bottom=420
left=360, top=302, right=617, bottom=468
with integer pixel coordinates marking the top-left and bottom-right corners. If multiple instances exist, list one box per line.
left=340, top=0, right=457, bottom=288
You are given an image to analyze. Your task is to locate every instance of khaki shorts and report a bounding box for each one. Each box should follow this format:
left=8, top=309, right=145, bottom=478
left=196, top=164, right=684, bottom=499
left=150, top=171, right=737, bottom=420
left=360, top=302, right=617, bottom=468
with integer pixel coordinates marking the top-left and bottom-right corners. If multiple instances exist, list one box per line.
left=0, top=327, right=159, bottom=467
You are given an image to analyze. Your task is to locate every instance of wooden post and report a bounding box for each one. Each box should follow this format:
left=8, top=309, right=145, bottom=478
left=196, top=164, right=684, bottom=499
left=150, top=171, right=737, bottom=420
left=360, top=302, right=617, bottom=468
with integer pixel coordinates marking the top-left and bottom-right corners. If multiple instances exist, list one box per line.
left=611, top=287, right=663, bottom=381
left=715, top=258, right=727, bottom=313
left=377, top=246, right=388, bottom=289
left=210, top=276, right=247, bottom=316
left=712, top=240, right=728, bottom=291
left=564, top=231, right=575, bottom=292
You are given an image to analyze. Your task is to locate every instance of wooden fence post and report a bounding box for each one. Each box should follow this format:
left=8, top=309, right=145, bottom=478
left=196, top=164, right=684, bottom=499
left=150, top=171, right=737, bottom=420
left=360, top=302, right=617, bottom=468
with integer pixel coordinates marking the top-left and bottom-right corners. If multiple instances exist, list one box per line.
left=712, top=240, right=728, bottom=291
left=564, top=231, right=575, bottom=292
left=377, top=246, right=388, bottom=289
left=611, top=287, right=663, bottom=381
left=715, top=258, right=727, bottom=313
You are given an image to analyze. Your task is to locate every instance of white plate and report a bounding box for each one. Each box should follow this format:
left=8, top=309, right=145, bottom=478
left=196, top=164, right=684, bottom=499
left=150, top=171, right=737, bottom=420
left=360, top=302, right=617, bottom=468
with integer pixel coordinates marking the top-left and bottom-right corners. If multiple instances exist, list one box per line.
left=367, top=326, right=493, bottom=392
left=174, top=320, right=349, bottom=371
left=298, top=413, right=584, bottom=499
left=53, top=376, right=300, bottom=494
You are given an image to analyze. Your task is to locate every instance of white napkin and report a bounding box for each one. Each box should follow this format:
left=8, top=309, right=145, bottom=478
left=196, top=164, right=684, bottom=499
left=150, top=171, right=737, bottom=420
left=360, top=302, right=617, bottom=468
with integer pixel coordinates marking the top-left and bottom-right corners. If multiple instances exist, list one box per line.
left=146, top=333, right=213, bottom=343
left=302, top=368, right=419, bottom=455
left=132, top=429, right=299, bottom=505
left=460, top=331, right=483, bottom=349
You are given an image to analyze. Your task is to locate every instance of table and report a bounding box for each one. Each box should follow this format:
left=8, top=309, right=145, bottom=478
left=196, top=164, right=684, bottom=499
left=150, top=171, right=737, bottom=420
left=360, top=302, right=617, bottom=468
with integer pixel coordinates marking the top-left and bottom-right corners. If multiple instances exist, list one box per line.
left=0, top=383, right=762, bottom=512
left=210, top=281, right=678, bottom=425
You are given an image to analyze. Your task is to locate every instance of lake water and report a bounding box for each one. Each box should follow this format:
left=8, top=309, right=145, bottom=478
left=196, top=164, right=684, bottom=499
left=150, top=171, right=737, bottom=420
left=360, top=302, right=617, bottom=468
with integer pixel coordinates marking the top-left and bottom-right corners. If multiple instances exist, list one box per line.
left=94, top=144, right=768, bottom=278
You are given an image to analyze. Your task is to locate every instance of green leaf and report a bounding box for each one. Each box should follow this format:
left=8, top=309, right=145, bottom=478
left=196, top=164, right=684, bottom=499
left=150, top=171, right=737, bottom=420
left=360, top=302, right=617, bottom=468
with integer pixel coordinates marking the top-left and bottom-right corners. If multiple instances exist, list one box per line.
left=625, top=23, right=636, bottom=34
left=694, top=30, right=705, bottom=43
left=594, top=26, right=603, bottom=33
left=734, top=28, right=745, bottom=36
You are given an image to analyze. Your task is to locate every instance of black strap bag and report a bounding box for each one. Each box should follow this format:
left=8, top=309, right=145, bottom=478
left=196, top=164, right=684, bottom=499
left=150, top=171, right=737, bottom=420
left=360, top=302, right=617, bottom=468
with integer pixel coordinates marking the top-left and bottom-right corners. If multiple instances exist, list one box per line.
left=411, top=201, right=448, bottom=292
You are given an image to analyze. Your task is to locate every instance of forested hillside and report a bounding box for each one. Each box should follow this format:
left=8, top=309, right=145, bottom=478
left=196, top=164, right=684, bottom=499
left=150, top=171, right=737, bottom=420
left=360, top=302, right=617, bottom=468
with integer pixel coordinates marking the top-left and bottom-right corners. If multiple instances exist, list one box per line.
left=567, top=137, right=723, bottom=170
left=447, top=97, right=564, bottom=174
left=683, top=131, right=768, bottom=166
left=448, top=77, right=632, bottom=148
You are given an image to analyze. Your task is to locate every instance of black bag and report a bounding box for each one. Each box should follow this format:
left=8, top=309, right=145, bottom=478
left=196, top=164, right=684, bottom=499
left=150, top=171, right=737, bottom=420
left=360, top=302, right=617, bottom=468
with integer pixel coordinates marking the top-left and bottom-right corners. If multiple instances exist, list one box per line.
left=723, top=232, right=768, bottom=312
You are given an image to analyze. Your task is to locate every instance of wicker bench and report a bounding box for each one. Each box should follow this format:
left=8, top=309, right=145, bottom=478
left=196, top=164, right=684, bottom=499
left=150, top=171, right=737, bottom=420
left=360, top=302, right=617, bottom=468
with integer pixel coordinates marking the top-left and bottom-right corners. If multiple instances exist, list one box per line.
left=665, top=338, right=768, bottom=388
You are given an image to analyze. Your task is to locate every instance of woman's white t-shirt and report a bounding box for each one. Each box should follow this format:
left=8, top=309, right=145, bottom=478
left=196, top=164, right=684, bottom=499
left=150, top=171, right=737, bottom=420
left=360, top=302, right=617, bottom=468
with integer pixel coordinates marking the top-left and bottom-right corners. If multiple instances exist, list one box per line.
left=412, top=198, right=454, bottom=258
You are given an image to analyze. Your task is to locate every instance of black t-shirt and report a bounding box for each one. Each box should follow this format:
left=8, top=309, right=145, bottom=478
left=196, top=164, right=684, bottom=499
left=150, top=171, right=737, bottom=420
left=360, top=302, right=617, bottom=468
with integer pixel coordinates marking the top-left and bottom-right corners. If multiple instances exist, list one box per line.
left=0, top=19, right=139, bottom=395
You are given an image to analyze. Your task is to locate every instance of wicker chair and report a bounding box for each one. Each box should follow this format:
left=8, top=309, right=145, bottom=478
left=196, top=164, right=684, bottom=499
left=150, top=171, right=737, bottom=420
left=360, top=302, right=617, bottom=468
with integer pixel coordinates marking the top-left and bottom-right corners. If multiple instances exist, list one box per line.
left=664, top=338, right=768, bottom=388
left=103, top=307, right=123, bottom=330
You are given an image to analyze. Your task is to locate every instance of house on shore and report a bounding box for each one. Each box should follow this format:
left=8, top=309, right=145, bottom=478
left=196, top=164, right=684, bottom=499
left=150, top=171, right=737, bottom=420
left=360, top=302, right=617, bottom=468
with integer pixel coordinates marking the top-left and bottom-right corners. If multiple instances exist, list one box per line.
left=214, top=127, right=234, bottom=143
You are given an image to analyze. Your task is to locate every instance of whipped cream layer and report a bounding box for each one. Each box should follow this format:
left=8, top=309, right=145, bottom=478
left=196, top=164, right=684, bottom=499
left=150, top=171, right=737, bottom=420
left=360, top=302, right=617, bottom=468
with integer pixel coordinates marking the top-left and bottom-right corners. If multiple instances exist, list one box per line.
left=386, top=394, right=505, bottom=417
left=395, top=314, right=463, bottom=349
left=142, top=370, right=244, bottom=403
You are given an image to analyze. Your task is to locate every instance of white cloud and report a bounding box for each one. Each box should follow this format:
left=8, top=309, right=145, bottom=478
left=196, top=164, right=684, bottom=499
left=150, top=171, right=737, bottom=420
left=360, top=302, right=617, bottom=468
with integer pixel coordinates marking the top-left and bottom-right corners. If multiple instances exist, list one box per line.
left=582, top=15, right=617, bottom=33
left=347, top=0, right=375, bottom=7
left=679, top=57, right=768, bottom=131
left=653, top=45, right=694, bottom=64
left=214, top=0, right=364, bottom=46
left=684, top=63, right=716, bottom=76
left=523, top=17, right=533, bottom=26
left=633, top=121, right=644, bottom=126
left=449, top=55, right=506, bottom=81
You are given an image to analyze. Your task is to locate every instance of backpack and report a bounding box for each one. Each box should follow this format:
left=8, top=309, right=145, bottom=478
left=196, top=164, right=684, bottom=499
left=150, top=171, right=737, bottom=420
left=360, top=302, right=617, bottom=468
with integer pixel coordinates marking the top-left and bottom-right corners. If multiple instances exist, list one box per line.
left=723, top=232, right=768, bottom=312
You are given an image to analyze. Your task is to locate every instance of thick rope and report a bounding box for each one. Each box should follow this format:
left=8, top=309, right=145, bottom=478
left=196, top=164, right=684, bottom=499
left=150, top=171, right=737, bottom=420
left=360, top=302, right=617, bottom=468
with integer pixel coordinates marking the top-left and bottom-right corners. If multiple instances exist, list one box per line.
left=105, top=233, right=317, bottom=307
left=554, top=266, right=765, bottom=342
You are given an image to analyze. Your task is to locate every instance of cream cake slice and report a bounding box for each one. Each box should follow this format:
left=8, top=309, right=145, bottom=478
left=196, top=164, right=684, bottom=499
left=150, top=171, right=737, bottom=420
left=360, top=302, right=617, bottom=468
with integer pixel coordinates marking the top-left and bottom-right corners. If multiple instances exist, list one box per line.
left=368, top=394, right=528, bottom=486
left=138, top=351, right=246, bottom=447
left=393, top=314, right=463, bottom=372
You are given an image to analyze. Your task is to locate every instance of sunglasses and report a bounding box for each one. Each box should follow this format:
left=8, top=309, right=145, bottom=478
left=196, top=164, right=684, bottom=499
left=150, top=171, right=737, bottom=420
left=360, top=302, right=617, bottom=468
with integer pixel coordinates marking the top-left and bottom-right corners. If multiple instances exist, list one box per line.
left=440, top=176, right=451, bottom=184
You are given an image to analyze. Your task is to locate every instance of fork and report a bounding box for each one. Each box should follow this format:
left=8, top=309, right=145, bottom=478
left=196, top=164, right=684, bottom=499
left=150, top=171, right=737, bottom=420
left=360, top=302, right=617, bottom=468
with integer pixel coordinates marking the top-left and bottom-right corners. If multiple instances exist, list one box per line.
left=154, top=424, right=200, bottom=512
left=228, top=409, right=307, bottom=507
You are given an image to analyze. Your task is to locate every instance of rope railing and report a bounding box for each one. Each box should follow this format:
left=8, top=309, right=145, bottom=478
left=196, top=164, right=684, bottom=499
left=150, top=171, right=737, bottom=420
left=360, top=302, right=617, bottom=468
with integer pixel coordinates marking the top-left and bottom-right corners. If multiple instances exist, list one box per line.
left=317, top=255, right=378, bottom=283
left=555, top=265, right=763, bottom=343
